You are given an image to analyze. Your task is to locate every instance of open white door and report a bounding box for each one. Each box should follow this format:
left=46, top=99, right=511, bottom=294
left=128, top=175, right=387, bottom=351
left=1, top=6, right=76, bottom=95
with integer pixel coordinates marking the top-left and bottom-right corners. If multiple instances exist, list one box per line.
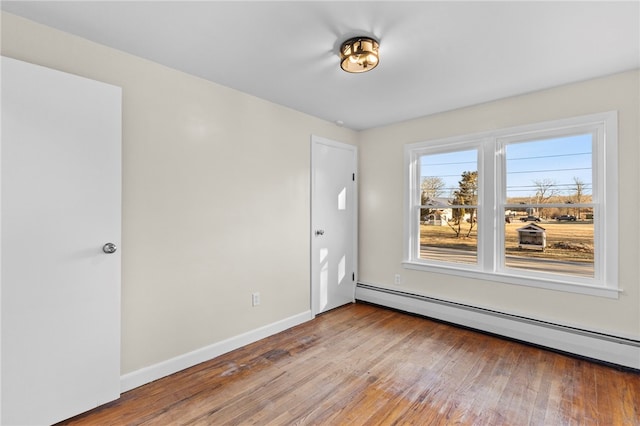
left=311, top=136, right=357, bottom=315
left=1, top=57, right=122, bottom=425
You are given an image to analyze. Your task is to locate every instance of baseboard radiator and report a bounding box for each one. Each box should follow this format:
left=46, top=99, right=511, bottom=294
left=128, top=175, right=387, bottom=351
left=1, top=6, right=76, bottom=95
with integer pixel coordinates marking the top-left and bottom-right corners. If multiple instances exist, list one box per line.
left=356, top=283, right=640, bottom=370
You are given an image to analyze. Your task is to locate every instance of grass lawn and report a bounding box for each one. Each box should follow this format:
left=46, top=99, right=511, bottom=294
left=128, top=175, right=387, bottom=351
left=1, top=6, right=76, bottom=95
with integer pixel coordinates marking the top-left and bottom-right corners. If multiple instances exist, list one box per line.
left=421, top=220, right=594, bottom=263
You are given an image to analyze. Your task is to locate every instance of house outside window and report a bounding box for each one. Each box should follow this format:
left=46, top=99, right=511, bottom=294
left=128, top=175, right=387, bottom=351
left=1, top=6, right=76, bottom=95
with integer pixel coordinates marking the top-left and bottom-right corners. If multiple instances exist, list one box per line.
left=404, top=112, right=618, bottom=298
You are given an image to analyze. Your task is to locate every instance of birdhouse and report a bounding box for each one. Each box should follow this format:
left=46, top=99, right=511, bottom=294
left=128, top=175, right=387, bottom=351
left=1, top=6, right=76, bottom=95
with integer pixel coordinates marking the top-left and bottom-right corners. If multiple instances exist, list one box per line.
left=517, top=223, right=546, bottom=251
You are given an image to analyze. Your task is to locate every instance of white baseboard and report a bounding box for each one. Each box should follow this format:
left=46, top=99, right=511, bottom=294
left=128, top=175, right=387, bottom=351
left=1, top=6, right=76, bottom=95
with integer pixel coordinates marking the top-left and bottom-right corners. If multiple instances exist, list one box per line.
left=356, top=283, right=640, bottom=370
left=120, top=310, right=313, bottom=393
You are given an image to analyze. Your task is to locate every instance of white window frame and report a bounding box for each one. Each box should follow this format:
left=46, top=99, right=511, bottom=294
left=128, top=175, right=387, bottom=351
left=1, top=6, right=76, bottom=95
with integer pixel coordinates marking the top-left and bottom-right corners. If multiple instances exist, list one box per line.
left=403, top=111, right=619, bottom=299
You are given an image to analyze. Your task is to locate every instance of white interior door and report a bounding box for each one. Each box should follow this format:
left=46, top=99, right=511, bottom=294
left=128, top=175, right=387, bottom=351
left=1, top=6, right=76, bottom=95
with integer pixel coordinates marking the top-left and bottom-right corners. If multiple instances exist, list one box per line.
left=311, top=136, right=357, bottom=315
left=1, top=57, right=122, bottom=425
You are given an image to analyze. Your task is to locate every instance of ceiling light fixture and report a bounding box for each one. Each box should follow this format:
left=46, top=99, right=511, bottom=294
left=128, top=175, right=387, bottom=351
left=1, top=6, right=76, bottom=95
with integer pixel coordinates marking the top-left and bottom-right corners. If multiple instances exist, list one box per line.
left=340, top=36, right=379, bottom=73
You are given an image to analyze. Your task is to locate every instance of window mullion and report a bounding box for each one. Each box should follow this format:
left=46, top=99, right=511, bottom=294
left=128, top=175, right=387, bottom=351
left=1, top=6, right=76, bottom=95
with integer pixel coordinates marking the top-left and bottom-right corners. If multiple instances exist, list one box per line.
left=479, top=137, right=497, bottom=272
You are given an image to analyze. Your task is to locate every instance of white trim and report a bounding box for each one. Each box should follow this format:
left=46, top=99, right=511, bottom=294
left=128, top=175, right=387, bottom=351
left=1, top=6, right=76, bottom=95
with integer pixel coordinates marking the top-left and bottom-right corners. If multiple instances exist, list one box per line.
left=403, top=111, right=619, bottom=297
left=356, top=283, right=640, bottom=370
left=402, top=261, right=620, bottom=299
left=120, top=310, right=313, bottom=393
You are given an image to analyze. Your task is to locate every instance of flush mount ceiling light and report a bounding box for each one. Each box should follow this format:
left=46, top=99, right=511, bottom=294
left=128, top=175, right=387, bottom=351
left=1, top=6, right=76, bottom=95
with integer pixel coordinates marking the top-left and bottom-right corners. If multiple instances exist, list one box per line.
left=340, top=36, right=379, bottom=73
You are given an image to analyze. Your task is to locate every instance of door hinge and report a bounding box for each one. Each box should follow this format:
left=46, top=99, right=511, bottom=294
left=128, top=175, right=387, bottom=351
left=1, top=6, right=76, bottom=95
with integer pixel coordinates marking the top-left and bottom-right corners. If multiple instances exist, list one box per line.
left=352, top=272, right=355, bottom=281
left=352, top=173, right=355, bottom=181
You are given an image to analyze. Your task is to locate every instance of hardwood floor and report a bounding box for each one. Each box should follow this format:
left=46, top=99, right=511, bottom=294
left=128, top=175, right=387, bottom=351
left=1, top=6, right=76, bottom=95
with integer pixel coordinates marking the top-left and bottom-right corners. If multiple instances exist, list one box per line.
left=58, top=302, right=640, bottom=425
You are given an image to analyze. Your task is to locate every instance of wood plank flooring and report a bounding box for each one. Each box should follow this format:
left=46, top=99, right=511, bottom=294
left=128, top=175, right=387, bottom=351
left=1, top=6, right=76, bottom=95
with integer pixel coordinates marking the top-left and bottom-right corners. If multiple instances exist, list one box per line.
left=58, top=302, right=640, bottom=425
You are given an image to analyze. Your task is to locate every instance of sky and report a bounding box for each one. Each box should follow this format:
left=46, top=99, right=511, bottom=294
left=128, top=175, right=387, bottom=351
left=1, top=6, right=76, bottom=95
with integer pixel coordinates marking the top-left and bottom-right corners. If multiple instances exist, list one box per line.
left=420, top=133, right=592, bottom=201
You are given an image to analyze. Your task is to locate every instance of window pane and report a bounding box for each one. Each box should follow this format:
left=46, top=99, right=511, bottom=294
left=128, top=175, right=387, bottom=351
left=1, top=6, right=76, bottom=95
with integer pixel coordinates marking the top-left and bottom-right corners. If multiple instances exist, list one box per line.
left=419, top=149, right=478, bottom=264
left=504, top=211, right=594, bottom=277
left=504, top=135, right=594, bottom=277
left=505, top=134, right=592, bottom=206
left=420, top=208, right=477, bottom=264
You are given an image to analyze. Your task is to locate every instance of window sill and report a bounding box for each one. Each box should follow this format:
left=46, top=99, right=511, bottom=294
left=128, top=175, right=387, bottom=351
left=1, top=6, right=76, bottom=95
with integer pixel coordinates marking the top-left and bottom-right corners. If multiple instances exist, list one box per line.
left=402, top=260, right=620, bottom=299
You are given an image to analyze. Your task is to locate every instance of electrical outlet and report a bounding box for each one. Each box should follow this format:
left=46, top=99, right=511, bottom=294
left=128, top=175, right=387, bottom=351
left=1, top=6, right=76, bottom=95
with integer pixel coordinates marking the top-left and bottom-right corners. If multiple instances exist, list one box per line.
left=394, top=274, right=401, bottom=285
left=252, top=292, right=260, bottom=307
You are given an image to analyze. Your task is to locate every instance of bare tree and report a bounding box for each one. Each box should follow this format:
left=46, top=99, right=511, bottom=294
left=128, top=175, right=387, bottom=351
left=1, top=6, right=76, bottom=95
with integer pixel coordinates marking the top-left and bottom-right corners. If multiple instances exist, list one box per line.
left=421, top=176, right=446, bottom=203
left=420, top=176, right=446, bottom=222
left=533, top=178, right=558, bottom=218
left=573, top=176, right=586, bottom=219
left=533, top=178, right=558, bottom=202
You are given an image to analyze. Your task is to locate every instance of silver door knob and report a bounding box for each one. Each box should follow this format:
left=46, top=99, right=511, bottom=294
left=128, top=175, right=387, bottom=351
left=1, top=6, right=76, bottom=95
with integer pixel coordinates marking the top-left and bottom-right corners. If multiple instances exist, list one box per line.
left=102, top=243, right=117, bottom=254
left=315, top=230, right=325, bottom=236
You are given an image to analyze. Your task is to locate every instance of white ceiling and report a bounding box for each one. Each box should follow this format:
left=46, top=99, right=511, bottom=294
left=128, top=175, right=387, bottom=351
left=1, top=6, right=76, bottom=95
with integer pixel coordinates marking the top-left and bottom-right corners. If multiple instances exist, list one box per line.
left=2, top=1, right=639, bottom=130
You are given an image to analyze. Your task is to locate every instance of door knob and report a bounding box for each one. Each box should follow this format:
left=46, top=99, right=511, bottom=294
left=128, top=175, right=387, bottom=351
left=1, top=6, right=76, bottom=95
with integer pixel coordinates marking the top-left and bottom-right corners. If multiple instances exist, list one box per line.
left=315, top=230, right=325, bottom=236
left=102, top=243, right=117, bottom=254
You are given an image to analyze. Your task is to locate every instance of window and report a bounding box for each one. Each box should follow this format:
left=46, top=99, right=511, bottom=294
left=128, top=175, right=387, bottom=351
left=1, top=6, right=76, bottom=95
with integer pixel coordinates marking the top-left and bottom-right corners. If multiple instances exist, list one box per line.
left=404, top=112, right=618, bottom=298
left=419, top=148, right=479, bottom=265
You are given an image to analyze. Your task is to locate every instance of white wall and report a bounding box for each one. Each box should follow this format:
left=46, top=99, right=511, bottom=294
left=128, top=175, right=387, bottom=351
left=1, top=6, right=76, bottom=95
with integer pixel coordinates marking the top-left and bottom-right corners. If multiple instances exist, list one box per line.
left=3, top=10, right=638, bottom=381
left=1, top=12, right=358, bottom=375
left=359, top=69, right=640, bottom=339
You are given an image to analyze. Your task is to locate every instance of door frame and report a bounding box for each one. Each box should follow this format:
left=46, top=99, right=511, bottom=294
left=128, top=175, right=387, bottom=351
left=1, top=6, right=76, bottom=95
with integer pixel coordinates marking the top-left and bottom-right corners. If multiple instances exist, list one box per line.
left=310, top=135, right=358, bottom=317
